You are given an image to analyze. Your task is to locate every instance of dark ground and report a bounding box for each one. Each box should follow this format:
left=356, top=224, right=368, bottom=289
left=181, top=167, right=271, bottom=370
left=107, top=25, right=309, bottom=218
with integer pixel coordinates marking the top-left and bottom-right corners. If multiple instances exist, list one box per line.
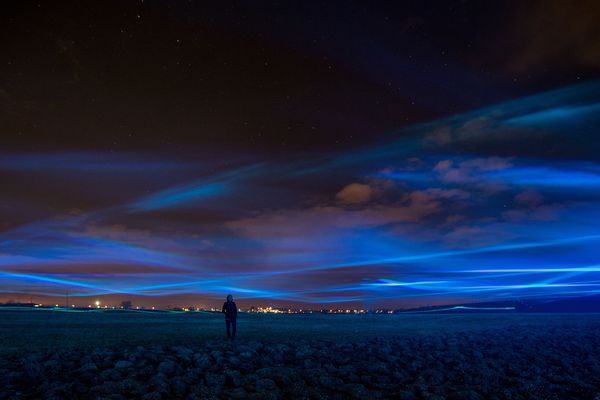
left=1, top=311, right=600, bottom=399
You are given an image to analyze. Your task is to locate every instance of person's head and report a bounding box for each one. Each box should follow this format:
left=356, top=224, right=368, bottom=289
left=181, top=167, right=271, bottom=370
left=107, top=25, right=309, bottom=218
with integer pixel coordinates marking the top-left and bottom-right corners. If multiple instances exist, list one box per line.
left=226, top=294, right=233, bottom=302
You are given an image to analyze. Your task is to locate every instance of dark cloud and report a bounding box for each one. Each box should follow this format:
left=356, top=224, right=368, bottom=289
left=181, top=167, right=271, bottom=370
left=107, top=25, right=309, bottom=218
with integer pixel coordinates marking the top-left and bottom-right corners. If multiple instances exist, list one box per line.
left=507, top=0, right=600, bottom=73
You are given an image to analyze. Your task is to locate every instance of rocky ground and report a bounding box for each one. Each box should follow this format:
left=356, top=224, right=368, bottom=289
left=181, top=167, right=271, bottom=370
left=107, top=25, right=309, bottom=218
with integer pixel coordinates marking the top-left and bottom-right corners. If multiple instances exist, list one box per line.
left=1, top=324, right=600, bottom=400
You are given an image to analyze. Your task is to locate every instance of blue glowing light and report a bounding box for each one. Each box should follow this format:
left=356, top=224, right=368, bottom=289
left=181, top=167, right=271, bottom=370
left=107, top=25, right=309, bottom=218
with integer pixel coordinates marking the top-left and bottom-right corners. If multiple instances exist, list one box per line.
left=398, top=305, right=516, bottom=313
left=1, top=81, right=600, bottom=305
left=129, top=182, right=228, bottom=211
left=505, top=102, right=600, bottom=126
left=484, top=166, right=600, bottom=188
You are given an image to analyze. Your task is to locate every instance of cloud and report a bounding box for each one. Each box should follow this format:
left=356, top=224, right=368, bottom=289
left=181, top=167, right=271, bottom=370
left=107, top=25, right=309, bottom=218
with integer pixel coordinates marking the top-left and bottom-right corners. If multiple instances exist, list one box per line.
left=514, top=190, right=544, bottom=207
left=445, top=214, right=465, bottom=224
left=456, top=117, right=496, bottom=141
left=433, top=157, right=512, bottom=194
left=423, top=127, right=452, bottom=146
left=507, top=1, right=600, bottom=72
left=433, top=159, right=452, bottom=172
left=2, top=80, right=600, bottom=305
left=443, top=225, right=512, bottom=249
left=503, top=204, right=560, bottom=223
left=228, top=186, right=473, bottom=242
left=460, top=157, right=513, bottom=172
left=336, top=183, right=373, bottom=204
left=423, top=188, right=470, bottom=200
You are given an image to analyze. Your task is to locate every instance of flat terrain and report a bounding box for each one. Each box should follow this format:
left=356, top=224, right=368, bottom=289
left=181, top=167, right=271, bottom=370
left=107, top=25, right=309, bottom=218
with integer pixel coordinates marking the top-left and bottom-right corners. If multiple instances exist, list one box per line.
left=2, top=309, right=600, bottom=352
left=1, top=310, right=600, bottom=399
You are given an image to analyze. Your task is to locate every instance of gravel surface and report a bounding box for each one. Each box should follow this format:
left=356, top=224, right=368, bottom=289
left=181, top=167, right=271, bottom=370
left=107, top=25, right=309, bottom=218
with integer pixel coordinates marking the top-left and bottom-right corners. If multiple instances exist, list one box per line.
left=1, top=324, right=600, bottom=399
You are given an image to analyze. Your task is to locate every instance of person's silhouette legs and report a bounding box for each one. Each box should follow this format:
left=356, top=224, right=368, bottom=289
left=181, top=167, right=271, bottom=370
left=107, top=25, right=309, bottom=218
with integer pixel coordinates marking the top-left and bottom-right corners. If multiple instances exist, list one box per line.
left=225, top=318, right=236, bottom=340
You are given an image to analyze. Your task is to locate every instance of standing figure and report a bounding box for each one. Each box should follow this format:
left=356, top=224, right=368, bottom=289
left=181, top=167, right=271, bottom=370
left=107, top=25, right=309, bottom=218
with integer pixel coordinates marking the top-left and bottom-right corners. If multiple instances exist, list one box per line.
left=222, top=294, right=237, bottom=340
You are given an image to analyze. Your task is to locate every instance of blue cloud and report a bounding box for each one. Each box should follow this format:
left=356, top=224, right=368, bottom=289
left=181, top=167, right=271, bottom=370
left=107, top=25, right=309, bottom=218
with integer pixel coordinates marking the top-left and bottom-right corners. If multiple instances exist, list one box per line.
left=1, top=81, right=600, bottom=306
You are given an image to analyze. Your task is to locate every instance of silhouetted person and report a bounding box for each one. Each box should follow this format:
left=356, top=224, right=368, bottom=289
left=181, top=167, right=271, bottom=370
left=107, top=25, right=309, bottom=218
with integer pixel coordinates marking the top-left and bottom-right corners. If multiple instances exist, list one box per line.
left=222, top=294, right=237, bottom=340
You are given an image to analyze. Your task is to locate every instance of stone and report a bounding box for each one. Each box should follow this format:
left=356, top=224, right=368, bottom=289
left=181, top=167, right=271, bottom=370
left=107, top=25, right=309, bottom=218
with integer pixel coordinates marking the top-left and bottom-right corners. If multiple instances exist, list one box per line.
left=158, top=360, right=177, bottom=375
left=114, top=360, right=133, bottom=369
left=256, top=378, right=276, bottom=391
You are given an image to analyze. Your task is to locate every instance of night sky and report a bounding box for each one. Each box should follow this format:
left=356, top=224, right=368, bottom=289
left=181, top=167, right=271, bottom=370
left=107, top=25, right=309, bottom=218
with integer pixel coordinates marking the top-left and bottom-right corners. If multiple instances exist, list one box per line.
left=1, top=1, right=600, bottom=308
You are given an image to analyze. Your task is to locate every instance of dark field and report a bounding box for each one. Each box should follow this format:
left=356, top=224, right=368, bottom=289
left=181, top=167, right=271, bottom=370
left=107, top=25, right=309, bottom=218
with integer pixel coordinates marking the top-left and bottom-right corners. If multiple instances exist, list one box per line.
left=1, top=310, right=600, bottom=399
left=2, top=309, right=599, bottom=352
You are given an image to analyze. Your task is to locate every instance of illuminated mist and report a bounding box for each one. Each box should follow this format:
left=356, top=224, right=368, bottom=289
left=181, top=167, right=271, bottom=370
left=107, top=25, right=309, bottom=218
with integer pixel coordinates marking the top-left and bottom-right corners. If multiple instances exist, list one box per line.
left=1, top=81, right=600, bottom=308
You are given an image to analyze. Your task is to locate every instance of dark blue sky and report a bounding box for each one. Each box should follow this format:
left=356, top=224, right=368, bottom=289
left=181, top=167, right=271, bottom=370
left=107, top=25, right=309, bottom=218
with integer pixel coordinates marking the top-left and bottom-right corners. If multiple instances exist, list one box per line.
left=1, top=1, right=599, bottom=308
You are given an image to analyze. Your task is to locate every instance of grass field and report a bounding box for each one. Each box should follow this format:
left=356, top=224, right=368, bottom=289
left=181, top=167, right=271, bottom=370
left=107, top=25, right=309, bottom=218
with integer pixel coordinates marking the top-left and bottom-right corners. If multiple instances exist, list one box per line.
left=2, top=309, right=600, bottom=353
left=2, top=309, right=600, bottom=398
